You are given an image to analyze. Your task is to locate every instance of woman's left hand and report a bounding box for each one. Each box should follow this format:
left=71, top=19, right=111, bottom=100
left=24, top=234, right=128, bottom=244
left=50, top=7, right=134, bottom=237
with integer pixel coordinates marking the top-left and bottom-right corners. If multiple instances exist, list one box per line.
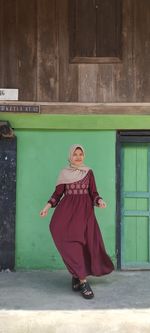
left=98, top=199, right=107, bottom=208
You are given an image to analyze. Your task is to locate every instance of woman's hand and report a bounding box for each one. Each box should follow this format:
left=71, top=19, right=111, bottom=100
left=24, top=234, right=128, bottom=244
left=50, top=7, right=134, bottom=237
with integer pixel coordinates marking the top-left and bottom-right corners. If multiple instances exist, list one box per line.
left=40, top=203, right=52, bottom=217
left=98, top=199, right=107, bottom=208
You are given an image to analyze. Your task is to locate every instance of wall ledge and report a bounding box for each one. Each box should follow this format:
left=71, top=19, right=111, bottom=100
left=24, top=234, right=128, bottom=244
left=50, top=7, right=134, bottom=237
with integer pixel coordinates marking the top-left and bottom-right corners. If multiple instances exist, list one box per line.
left=1, top=102, right=150, bottom=115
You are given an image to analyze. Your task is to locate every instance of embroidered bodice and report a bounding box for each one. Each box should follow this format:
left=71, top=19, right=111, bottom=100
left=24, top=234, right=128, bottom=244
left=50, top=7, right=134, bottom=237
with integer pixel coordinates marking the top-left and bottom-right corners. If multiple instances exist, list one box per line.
left=65, top=173, right=89, bottom=195
left=48, top=170, right=102, bottom=207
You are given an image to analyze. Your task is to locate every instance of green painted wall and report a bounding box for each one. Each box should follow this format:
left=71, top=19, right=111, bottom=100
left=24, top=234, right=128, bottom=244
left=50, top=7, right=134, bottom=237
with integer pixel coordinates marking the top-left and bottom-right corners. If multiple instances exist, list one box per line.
left=1, top=113, right=150, bottom=269
left=15, top=130, right=116, bottom=269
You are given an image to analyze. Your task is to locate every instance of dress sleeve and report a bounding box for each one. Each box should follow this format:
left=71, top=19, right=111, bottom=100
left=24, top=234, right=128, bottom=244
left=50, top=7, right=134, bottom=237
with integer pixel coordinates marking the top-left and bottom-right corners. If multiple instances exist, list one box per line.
left=47, top=184, right=65, bottom=208
left=89, top=170, right=103, bottom=206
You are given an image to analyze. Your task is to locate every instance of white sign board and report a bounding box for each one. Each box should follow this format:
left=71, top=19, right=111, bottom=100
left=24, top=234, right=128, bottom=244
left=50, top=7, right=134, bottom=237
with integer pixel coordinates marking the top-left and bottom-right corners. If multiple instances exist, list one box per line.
left=0, top=89, right=18, bottom=100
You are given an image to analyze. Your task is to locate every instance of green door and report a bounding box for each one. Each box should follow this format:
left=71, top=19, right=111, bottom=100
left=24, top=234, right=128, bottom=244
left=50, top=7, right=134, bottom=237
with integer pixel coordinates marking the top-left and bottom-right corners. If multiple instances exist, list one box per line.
left=121, top=143, right=150, bottom=269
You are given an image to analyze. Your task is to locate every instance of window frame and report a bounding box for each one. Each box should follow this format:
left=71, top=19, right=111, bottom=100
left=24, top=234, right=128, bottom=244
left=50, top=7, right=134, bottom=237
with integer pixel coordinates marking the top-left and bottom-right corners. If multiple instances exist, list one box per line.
left=69, top=0, right=123, bottom=64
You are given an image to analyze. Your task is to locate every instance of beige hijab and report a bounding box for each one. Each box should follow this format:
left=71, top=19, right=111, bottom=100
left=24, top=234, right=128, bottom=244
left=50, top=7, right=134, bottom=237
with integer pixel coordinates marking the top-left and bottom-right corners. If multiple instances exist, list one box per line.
left=56, top=144, right=90, bottom=185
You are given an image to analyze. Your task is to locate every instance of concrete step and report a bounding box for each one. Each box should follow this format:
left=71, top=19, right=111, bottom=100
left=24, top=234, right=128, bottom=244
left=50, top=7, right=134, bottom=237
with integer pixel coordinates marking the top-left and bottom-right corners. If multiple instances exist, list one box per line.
left=0, top=270, right=150, bottom=333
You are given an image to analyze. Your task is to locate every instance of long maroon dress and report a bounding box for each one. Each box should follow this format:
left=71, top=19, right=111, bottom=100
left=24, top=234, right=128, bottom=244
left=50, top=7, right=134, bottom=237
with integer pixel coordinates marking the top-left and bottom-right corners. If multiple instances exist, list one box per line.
left=48, top=170, right=114, bottom=279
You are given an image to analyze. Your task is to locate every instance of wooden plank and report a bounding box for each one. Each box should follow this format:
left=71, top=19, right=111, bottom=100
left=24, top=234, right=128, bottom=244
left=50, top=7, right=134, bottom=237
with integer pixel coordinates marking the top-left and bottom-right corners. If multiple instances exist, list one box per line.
left=37, top=0, right=58, bottom=102
left=96, top=65, right=116, bottom=102
left=137, top=145, right=148, bottom=192
left=70, top=0, right=96, bottom=59
left=70, top=56, right=122, bottom=64
left=58, top=0, right=78, bottom=101
left=114, top=0, right=136, bottom=102
left=137, top=217, right=149, bottom=262
left=122, top=145, right=137, bottom=264
left=2, top=0, right=18, bottom=88
left=78, top=62, right=115, bottom=103
left=78, top=64, right=98, bottom=102
left=148, top=146, right=150, bottom=262
left=123, top=144, right=137, bottom=192
left=134, top=0, right=150, bottom=102
left=17, top=0, right=37, bottom=101
left=136, top=145, right=149, bottom=262
left=0, top=0, right=4, bottom=86
left=0, top=0, right=18, bottom=88
left=124, top=217, right=137, bottom=263
left=1, top=102, right=150, bottom=114
left=1, top=101, right=150, bottom=114
left=39, top=103, right=150, bottom=115
left=96, top=0, right=122, bottom=58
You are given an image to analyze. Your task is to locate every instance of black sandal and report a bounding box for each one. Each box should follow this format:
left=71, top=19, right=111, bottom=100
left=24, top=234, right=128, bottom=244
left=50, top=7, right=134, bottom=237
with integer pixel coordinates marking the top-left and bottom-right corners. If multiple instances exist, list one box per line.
left=80, top=281, right=94, bottom=299
left=72, top=277, right=80, bottom=292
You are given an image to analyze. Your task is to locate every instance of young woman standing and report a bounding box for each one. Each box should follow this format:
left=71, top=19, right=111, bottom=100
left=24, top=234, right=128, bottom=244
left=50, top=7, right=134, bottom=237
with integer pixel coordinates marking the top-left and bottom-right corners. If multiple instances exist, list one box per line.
left=40, top=144, right=114, bottom=299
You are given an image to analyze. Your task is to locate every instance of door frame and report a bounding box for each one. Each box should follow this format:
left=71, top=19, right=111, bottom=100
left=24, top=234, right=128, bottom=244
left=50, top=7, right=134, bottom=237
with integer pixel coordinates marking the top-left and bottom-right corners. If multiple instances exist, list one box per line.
left=116, top=130, right=150, bottom=270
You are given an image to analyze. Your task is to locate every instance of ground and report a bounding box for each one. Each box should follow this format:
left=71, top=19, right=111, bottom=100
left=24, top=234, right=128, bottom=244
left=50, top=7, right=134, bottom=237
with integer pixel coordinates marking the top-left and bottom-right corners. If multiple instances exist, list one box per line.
left=0, top=270, right=150, bottom=333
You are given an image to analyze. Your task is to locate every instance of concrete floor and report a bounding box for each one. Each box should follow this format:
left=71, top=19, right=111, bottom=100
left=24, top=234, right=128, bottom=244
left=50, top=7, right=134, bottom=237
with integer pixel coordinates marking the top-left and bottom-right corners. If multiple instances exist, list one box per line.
left=0, top=270, right=150, bottom=333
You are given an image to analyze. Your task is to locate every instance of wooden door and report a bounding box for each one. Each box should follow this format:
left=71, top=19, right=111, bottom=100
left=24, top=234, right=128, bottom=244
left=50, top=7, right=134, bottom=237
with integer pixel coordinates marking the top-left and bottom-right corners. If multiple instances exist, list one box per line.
left=117, top=132, right=150, bottom=269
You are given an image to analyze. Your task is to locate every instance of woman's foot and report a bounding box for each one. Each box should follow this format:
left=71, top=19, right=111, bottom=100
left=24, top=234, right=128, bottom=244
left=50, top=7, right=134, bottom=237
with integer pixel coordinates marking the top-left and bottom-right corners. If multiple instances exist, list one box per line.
left=79, top=280, right=94, bottom=299
left=72, top=276, right=80, bottom=291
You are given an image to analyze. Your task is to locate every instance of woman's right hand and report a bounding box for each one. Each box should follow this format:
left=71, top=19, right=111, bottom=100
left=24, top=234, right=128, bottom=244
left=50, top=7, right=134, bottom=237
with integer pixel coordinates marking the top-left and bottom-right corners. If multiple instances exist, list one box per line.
left=40, top=203, right=52, bottom=217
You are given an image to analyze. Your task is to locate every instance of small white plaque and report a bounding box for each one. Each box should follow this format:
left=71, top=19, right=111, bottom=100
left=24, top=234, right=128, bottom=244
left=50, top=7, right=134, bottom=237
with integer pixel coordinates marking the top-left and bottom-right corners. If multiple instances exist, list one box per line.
left=0, top=89, right=18, bottom=100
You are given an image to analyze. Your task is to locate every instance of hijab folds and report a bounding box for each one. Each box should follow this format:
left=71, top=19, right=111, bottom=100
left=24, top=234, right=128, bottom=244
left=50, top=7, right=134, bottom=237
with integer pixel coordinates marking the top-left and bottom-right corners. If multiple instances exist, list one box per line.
left=56, top=144, right=90, bottom=186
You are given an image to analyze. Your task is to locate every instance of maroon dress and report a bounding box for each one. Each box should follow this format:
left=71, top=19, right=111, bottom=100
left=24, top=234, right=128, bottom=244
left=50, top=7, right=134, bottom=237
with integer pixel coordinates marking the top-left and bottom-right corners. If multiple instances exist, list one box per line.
left=48, top=170, right=114, bottom=279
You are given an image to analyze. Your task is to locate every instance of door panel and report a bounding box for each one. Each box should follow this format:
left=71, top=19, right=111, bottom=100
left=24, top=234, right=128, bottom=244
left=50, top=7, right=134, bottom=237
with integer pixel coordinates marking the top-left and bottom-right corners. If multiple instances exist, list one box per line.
left=121, top=143, right=150, bottom=269
left=0, top=137, right=16, bottom=270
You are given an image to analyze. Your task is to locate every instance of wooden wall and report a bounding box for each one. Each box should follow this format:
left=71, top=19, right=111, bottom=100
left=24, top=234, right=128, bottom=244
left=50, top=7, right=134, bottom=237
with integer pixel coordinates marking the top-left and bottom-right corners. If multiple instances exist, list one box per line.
left=0, top=0, right=150, bottom=103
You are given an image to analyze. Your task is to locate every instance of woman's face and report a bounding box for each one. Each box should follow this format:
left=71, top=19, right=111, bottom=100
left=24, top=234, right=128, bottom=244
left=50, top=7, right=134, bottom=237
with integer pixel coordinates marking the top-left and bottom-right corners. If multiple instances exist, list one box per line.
left=71, top=148, right=84, bottom=166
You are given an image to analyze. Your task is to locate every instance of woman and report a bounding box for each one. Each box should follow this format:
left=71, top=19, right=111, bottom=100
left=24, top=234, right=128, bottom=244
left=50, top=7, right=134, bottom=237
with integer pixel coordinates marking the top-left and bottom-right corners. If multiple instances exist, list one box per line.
left=40, top=144, right=114, bottom=299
